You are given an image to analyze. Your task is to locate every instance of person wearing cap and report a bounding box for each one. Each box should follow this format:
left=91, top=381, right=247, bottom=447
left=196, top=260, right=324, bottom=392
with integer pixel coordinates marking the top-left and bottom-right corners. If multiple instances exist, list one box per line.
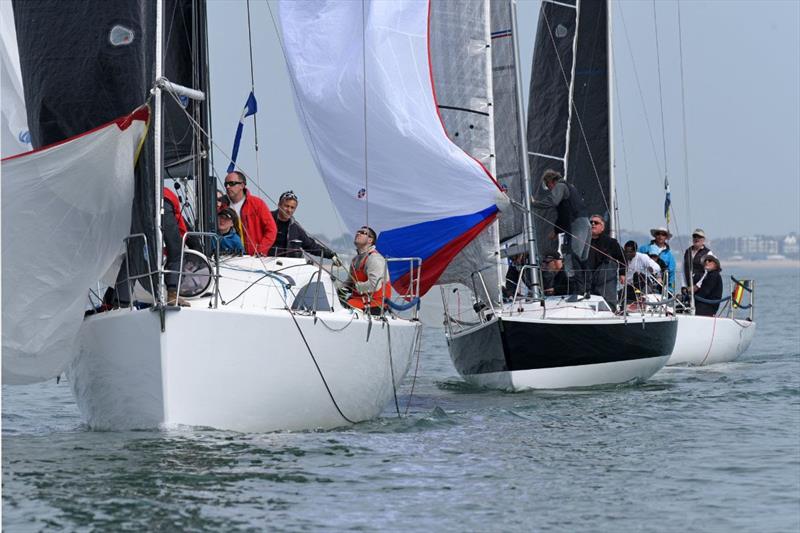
left=269, top=190, right=339, bottom=264
left=216, top=207, right=243, bottom=255
left=503, top=246, right=532, bottom=299
left=693, top=254, right=723, bottom=316
left=342, top=226, right=391, bottom=314
left=533, top=169, right=591, bottom=266
left=683, top=228, right=713, bottom=288
left=223, top=170, right=277, bottom=256
left=542, top=252, right=569, bottom=296
left=638, top=226, right=676, bottom=292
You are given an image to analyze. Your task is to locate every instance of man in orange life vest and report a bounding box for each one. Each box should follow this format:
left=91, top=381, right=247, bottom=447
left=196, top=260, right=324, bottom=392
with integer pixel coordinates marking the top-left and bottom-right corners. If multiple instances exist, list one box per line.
left=344, top=226, right=391, bottom=315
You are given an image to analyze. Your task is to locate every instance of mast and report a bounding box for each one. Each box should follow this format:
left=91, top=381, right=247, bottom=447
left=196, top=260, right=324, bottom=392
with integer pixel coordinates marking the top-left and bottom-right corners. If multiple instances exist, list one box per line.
left=607, top=0, right=617, bottom=236
left=563, top=0, right=581, bottom=181
left=511, top=0, right=540, bottom=292
left=154, top=0, right=165, bottom=306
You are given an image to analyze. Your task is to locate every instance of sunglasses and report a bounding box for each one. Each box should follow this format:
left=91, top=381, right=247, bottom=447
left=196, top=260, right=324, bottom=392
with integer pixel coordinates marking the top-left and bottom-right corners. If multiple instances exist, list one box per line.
left=356, top=230, right=370, bottom=236
left=224, top=181, right=243, bottom=187
left=654, top=232, right=668, bottom=236
left=590, top=220, right=603, bottom=226
left=692, top=235, right=704, bottom=239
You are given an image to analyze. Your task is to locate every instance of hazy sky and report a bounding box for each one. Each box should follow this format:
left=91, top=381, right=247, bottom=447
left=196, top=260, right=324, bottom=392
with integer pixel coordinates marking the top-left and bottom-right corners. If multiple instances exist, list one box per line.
left=207, top=0, right=800, bottom=241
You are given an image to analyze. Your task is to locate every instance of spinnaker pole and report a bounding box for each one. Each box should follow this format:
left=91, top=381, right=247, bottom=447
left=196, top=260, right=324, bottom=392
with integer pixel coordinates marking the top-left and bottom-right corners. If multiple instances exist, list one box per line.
left=154, top=0, right=165, bottom=307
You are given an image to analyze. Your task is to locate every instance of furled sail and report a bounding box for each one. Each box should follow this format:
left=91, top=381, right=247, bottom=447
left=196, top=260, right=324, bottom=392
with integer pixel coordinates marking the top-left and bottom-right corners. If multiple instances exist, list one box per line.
left=526, top=0, right=610, bottom=256
left=489, top=0, right=526, bottom=242
left=279, top=0, right=507, bottom=296
left=1, top=109, right=149, bottom=384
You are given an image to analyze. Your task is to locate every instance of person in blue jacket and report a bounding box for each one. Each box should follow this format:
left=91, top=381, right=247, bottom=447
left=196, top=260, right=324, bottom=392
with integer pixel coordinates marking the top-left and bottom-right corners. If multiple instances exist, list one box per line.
left=639, top=226, right=676, bottom=292
left=217, top=207, right=243, bottom=255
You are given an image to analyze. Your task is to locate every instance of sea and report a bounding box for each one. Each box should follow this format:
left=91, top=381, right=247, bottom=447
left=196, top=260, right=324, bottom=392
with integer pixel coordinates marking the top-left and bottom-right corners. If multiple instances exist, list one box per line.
left=3, top=267, right=799, bottom=532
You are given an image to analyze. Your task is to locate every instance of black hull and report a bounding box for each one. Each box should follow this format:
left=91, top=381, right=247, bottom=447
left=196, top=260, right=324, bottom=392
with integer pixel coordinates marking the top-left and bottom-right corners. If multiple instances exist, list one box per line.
left=447, top=317, right=677, bottom=376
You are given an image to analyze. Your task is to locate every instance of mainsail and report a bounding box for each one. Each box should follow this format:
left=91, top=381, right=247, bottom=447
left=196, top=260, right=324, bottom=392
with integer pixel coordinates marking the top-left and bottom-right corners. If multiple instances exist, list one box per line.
left=526, top=0, right=611, bottom=255
left=490, top=0, right=526, bottom=242
left=279, top=0, right=507, bottom=296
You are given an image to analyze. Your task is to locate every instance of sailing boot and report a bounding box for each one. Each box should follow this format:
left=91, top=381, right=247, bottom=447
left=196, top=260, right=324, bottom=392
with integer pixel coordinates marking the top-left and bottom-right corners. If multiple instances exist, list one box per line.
left=166, top=289, right=190, bottom=307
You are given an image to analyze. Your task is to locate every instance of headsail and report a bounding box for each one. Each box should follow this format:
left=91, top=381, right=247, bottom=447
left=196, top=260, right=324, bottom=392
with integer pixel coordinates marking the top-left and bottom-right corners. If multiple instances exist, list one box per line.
left=0, top=1, right=30, bottom=157
left=279, top=0, right=507, bottom=296
left=2, top=110, right=148, bottom=384
left=527, top=0, right=610, bottom=255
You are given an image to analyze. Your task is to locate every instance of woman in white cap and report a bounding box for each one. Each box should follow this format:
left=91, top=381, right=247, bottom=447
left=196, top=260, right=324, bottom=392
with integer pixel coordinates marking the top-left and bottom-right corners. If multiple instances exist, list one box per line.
left=638, top=226, right=676, bottom=292
left=693, top=254, right=723, bottom=316
left=683, top=228, right=713, bottom=288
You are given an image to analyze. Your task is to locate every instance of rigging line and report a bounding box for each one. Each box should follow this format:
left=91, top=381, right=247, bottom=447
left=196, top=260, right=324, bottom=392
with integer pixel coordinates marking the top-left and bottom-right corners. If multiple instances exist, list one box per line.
left=540, top=6, right=611, bottom=218
left=618, top=5, right=663, bottom=179
left=652, top=0, right=670, bottom=195
left=403, top=324, right=423, bottom=417
left=361, top=0, right=369, bottom=229
left=245, top=0, right=261, bottom=187
left=612, top=40, right=635, bottom=232
left=263, top=0, right=352, bottom=242
left=677, top=0, right=692, bottom=231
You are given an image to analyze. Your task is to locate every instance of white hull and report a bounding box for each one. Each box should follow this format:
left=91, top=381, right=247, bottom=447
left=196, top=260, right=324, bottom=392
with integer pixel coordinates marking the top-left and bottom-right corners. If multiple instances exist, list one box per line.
left=667, top=314, right=756, bottom=366
left=464, top=355, right=671, bottom=391
left=69, top=257, right=421, bottom=432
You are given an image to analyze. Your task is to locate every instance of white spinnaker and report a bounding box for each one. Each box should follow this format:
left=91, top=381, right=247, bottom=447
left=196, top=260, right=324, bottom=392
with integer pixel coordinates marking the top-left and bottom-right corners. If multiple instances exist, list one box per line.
left=278, top=0, right=505, bottom=237
left=0, top=1, right=32, bottom=157
left=1, top=114, right=146, bottom=384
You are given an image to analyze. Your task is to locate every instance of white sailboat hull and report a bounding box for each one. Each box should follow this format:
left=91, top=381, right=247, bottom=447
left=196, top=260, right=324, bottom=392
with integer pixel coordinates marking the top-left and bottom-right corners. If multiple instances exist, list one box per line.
left=667, top=314, right=756, bottom=366
left=464, top=354, right=671, bottom=391
left=69, top=307, right=419, bottom=432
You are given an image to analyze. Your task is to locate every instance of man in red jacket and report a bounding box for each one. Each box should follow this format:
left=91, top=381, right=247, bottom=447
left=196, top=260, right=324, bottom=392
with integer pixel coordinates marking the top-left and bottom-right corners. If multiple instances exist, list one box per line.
left=224, top=171, right=277, bottom=256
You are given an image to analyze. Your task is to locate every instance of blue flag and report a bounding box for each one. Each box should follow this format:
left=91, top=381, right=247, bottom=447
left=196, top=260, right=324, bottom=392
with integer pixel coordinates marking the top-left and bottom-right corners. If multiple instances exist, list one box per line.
left=663, top=178, right=671, bottom=224
left=227, top=92, right=258, bottom=173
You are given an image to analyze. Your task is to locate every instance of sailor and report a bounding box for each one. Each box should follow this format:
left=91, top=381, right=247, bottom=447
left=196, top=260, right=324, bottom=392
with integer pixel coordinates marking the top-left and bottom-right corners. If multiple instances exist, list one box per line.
left=503, top=246, right=532, bottom=299
left=216, top=189, right=230, bottom=212
left=532, top=169, right=591, bottom=271
left=638, top=226, right=676, bottom=292
left=581, top=215, right=625, bottom=310
left=216, top=207, right=244, bottom=255
left=693, top=254, right=723, bottom=316
left=542, top=252, right=569, bottom=296
left=683, top=228, right=713, bottom=288
left=269, top=190, right=340, bottom=263
left=622, top=240, right=662, bottom=297
left=164, top=187, right=188, bottom=238
left=344, top=226, right=391, bottom=315
left=223, top=170, right=277, bottom=256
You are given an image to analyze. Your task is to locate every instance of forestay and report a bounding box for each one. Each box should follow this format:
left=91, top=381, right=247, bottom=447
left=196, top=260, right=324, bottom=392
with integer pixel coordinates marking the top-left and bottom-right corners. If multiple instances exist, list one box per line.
left=279, top=0, right=507, bottom=296
left=1, top=109, right=148, bottom=384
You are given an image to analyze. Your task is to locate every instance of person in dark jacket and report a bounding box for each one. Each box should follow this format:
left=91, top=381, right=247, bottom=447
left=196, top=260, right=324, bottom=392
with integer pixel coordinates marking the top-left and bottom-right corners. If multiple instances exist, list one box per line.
left=683, top=228, right=713, bottom=288
left=542, top=252, right=569, bottom=296
left=580, top=215, right=625, bottom=310
left=269, top=190, right=340, bottom=263
left=533, top=169, right=591, bottom=266
left=694, top=254, right=723, bottom=316
left=217, top=207, right=243, bottom=255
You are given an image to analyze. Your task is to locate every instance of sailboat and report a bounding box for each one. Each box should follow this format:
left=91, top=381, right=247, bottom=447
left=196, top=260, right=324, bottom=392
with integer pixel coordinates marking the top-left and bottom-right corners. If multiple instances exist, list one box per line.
left=438, top=0, right=678, bottom=391
left=1, top=0, right=507, bottom=432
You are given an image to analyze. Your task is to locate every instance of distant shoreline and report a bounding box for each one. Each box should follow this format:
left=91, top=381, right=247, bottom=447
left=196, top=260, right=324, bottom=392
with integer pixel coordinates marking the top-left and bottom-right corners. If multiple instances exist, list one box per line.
left=716, top=259, right=800, bottom=269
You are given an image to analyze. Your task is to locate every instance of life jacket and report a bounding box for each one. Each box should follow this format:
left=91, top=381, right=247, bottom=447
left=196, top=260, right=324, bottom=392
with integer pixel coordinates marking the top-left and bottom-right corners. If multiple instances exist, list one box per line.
left=164, top=188, right=188, bottom=237
left=347, top=249, right=392, bottom=310
left=555, top=181, right=588, bottom=232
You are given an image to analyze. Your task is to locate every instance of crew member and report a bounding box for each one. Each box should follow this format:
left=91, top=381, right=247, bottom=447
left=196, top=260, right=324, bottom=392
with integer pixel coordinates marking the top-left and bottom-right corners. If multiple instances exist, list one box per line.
left=638, top=226, right=676, bottom=292
left=223, top=170, right=277, bottom=256
left=269, top=190, right=339, bottom=262
left=344, top=226, right=391, bottom=314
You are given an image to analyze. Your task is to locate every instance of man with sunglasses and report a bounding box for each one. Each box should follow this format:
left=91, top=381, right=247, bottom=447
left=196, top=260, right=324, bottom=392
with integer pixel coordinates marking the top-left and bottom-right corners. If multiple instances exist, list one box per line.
left=580, top=215, right=625, bottom=310
left=342, top=226, right=390, bottom=314
left=638, top=226, right=677, bottom=292
left=269, top=190, right=339, bottom=264
left=683, top=228, right=713, bottom=288
left=223, top=170, right=277, bottom=256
